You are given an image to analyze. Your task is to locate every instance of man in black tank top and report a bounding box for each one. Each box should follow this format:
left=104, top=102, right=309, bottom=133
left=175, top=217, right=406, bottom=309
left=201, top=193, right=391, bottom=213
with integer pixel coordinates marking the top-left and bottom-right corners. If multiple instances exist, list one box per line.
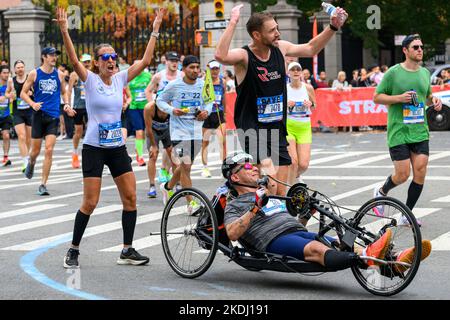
left=215, top=5, right=348, bottom=195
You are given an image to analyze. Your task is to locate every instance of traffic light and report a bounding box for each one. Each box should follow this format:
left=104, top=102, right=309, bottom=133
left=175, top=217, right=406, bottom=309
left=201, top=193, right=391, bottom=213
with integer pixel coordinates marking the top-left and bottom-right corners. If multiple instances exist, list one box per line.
left=195, top=30, right=212, bottom=47
left=214, top=0, right=225, bottom=19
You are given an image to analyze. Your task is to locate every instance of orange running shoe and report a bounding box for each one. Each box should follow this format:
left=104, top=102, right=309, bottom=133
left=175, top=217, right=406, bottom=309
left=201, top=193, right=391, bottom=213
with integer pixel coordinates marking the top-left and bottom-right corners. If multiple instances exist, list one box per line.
left=394, top=240, right=432, bottom=274
left=137, top=157, right=146, bottom=167
left=72, top=154, right=80, bottom=169
left=364, top=228, right=392, bottom=266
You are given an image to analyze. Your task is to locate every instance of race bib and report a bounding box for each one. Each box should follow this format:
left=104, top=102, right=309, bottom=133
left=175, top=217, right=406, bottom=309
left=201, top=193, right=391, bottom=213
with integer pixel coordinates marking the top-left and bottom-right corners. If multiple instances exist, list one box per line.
left=180, top=100, right=201, bottom=120
left=134, top=88, right=146, bottom=102
left=212, top=93, right=223, bottom=112
left=257, top=94, right=283, bottom=123
left=288, top=101, right=310, bottom=118
left=0, top=101, right=8, bottom=117
left=80, top=84, right=86, bottom=100
left=403, top=103, right=425, bottom=124
left=152, top=120, right=169, bottom=131
left=16, top=98, right=30, bottom=110
left=98, top=121, right=122, bottom=147
left=262, top=199, right=287, bottom=217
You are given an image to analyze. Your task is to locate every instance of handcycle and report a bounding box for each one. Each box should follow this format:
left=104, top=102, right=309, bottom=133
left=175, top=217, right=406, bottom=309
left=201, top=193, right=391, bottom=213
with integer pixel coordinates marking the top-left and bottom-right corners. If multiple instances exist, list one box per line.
left=152, top=178, right=423, bottom=296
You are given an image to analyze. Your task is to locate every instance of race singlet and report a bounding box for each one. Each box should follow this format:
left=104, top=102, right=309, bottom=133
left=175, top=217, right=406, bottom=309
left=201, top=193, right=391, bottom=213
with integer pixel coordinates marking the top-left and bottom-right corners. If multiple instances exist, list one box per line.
left=257, top=94, right=283, bottom=123
left=98, top=121, right=123, bottom=147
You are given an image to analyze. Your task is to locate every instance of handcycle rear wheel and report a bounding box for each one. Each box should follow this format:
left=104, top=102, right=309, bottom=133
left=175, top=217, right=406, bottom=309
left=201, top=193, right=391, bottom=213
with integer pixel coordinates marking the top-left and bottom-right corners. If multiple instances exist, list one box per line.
left=350, top=196, right=422, bottom=296
left=161, top=187, right=219, bottom=279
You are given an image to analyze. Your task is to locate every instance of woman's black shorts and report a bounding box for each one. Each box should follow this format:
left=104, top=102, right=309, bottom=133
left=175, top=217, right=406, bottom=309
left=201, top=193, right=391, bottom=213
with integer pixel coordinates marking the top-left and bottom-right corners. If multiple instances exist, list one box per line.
left=82, top=144, right=133, bottom=178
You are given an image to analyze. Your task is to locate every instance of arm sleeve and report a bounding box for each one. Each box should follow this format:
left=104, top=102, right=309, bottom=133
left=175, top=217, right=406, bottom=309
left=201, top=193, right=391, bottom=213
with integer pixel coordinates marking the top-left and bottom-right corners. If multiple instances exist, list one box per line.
left=156, top=82, right=175, bottom=115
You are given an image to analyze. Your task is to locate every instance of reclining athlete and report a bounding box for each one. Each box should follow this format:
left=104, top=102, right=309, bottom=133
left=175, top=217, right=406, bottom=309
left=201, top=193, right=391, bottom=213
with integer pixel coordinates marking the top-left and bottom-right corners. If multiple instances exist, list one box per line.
left=222, top=152, right=431, bottom=273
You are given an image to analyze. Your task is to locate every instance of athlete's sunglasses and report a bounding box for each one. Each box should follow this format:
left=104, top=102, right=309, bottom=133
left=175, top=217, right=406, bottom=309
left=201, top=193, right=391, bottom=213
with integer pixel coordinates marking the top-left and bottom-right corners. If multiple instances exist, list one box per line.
left=97, top=53, right=119, bottom=61
left=233, top=162, right=256, bottom=175
left=411, top=45, right=424, bottom=51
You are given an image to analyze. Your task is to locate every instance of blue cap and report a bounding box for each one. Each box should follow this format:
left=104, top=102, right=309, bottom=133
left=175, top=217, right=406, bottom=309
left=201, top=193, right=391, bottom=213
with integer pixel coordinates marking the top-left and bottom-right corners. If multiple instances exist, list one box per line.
left=41, top=47, right=61, bottom=55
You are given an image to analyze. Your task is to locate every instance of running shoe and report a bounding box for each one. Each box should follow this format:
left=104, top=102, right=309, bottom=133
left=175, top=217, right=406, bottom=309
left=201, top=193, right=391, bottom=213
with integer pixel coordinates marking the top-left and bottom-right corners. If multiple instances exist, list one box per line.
left=117, top=248, right=149, bottom=265
left=394, top=240, right=432, bottom=274
left=72, top=153, right=80, bottom=169
left=24, top=161, right=35, bottom=179
left=56, top=134, right=66, bottom=141
left=158, top=168, right=170, bottom=183
left=21, top=164, right=26, bottom=173
left=2, top=158, right=11, bottom=166
left=147, top=185, right=157, bottom=198
left=364, top=228, right=392, bottom=266
left=63, top=248, right=80, bottom=269
left=187, top=199, right=201, bottom=216
left=201, top=167, right=212, bottom=178
left=398, top=215, right=423, bottom=228
left=38, top=184, right=50, bottom=196
left=160, top=183, right=174, bottom=205
left=372, top=186, right=385, bottom=217
left=136, top=156, right=146, bottom=167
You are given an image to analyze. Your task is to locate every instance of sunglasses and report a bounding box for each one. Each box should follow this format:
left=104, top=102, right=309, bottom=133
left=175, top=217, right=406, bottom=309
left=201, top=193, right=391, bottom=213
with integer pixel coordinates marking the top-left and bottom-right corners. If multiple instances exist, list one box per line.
left=97, top=53, right=118, bottom=61
left=411, top=45, right=424, bottom=51
left=233, top=163, right=256, bottom=175
left=290, top=67, right=302, bottom=72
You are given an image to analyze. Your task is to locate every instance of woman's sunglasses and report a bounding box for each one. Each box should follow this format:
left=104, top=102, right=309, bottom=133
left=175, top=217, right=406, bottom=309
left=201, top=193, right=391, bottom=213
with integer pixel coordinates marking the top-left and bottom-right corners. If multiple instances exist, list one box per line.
left=97, top=53, right=118, bottom=61
left=411, top=45, right=424, bottom=51
left=233, top=162, right=256, bottom=175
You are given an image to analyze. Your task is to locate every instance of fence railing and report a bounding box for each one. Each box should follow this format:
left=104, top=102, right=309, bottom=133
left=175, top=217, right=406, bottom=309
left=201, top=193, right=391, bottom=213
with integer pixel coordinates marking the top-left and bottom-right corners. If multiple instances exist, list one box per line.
left=0, top=11, right=9, bottom=63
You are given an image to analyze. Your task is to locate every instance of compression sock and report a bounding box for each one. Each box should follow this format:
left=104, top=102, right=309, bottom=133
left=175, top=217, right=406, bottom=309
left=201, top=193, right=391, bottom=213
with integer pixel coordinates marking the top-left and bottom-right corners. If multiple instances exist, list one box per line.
left=135, top=139, right=144, bottom=158
left=406, top=181, right=424, bottom=210
left=71, top=210, right=90, bottom=247
left=381, top=175, right=397, bottom=195
left=324, top=250, right=359, bottom=270
left=122, top=210, right=137, bottom=246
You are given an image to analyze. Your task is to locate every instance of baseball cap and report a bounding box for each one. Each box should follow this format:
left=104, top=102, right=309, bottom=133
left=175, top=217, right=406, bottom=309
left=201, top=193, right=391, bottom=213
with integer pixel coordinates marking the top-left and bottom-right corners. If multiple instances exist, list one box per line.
left=80, top=54, right=92, bottom=62
left=209, top=60, right=221, bottom=69
left=41, top=47, right=61, bottom=55
left=402, top=34, right=421, bottom=48
left=288, top=62, right=302, bottom=71
left=182, top=55, right=200, bottom=68
left=165, top=51, right=180, bottom=61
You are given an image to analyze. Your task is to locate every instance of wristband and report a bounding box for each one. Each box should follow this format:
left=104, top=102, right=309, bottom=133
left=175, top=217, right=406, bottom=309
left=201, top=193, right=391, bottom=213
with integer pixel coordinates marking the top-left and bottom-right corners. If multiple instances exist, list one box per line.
left=151, top=32, right=160, bottom=39
left=329, top=24, right=339, bottom=32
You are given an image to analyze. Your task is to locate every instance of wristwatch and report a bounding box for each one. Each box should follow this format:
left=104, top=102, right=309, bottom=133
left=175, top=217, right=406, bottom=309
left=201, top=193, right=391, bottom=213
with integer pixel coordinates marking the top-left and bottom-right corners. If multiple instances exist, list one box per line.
left=329, top=24, right=339, bottom=32
left=151, top=32, right=160, bottom=39
left=249, top=205, right=260, bottom=217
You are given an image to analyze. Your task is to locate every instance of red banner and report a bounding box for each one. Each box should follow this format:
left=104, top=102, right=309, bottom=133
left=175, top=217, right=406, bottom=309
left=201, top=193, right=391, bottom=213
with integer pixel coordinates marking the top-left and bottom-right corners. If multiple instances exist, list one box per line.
left=224, top=85, right=449, bottom=129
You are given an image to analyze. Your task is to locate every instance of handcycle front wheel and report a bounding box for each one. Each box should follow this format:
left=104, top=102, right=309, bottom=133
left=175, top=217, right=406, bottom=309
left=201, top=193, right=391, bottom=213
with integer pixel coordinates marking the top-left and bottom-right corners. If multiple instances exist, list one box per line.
left=161, top=187, right=219, bottom=279
left=350, top=196, right=422, bottom=296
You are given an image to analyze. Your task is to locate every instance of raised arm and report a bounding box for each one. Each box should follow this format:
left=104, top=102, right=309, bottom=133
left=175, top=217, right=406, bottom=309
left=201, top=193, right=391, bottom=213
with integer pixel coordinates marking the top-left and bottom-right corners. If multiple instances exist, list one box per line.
left=54, top=7, right=88, bottom=82
left=127, top=8, right=166, bottom=82
left=214, top=5, right=247, bottom=66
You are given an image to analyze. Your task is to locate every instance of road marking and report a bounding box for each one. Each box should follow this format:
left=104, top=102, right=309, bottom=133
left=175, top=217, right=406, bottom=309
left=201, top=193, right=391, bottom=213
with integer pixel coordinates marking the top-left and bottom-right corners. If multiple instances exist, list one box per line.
left=428, top=151, right=450, bottom=161
left=431, top=232, right=450, bottom=251
left=432, top=195, right=450, bottom=202
left=0, top=204, right=67, bottom=220
left=335, top=154, right=391, bottom=168
left=0, top=205, right=122, bottom=236
left=309, top=152, right=367, bottom=165
left=0, top=175, right=81, bottom=190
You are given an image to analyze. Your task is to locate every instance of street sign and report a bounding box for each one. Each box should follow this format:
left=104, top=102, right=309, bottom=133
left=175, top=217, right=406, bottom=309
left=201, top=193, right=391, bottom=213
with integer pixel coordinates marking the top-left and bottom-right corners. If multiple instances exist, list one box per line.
left=205, top=19, right=229, bottom=30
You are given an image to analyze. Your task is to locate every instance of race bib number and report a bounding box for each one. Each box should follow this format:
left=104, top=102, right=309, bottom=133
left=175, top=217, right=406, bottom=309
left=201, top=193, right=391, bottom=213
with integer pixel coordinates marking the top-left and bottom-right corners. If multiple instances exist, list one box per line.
left=180, top=100, right=201, bottom=120
left=16, top=98, right=30, bottom=110
left=134, top=88, right=146, bottom=102
left=403, top=103, right=425, bottom=124
left=80, top=84, right=86, bottom=100
left=289, top=101, right=310, bottom=118
left=212, top=93, right=223, bottom=112
left=257, top=94, right=283, bottom=123
left=262, top=199, right=287, bottom=217
left=98, top=121, right=122, bottom=147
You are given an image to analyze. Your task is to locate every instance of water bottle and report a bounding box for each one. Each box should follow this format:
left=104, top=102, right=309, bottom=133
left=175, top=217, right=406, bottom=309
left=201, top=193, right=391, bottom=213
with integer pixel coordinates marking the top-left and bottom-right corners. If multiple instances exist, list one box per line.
left=322, top=2, right=346, bottom=24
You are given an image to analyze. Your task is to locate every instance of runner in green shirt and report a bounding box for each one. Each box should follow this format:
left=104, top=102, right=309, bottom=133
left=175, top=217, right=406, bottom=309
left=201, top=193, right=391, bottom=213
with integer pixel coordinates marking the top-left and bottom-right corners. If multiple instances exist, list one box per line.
left=373, top=34, right=442, bottom=225
left=128, top=68, right=152, bottom=166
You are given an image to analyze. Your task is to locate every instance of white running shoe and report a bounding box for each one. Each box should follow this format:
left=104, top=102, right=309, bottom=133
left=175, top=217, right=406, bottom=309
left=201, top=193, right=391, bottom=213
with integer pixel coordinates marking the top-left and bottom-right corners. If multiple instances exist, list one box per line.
left=373, top=187, right=385, bottom=217
left=201, top=167, right=212, bottom=178
left=398, top=215, right=423, bottom=227
left=160, top=183, right=173, bottom=205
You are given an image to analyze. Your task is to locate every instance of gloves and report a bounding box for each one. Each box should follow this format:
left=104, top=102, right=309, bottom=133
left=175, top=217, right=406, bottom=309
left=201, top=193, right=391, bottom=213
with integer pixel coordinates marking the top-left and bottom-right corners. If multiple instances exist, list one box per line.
left=255, top=188, right=269, bottom=209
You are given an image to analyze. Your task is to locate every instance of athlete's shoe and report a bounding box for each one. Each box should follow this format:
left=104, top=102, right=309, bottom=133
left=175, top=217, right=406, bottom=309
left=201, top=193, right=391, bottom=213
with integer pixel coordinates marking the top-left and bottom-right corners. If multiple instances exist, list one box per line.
left=398, top=215, right=423, bottom=227
left=56, top=134, right=66, bottom=141
left=136, top=156, right=146, bottom=167
left=187, top=199, right=201, bottom=216
left=2, top=157, right=11, bottom=166
left=24, top=161, right=35, bottom=179
left=201, top=167, right=212, bottom=178
left=21, top=164, right=26, bottom=173
left=117, top=248, right=149, bottom=266
left=364, top=228, right=392, bottom=266
left=63, top=248, right=80, bottom=269
left=160, top=183, right=174, bottom=205
left=372, top=187, right=385, bottom=217
left=38, top=184, right=50, bottom=196
left=72, top=154, right=80, bottom=169
left=394, top=240, right=432, bottom=274
left=147, top=185, right=157, bottom=198
left=158, top=168, right=170, bottom=183
left=175, top=183, right=183, bottom=192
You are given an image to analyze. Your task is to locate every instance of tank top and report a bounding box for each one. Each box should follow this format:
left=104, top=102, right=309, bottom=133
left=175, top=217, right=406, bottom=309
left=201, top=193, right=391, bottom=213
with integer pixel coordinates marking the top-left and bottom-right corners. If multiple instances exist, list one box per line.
left=156, top=70, right=182, bottom=95
left=235, top=45, right=287, bottom=134
left=33, top=67, right=61, bottom=118
left=212, top=79, right=225, bottom=113
left=13, top=76, right=31, bottom=111
left=0, top=83, right=9, bottom=119
left=152, top=106, right=169, bottom=131
left=287, top=83, right=311, bottom=123
left=73, top=76, right=86, bottom=109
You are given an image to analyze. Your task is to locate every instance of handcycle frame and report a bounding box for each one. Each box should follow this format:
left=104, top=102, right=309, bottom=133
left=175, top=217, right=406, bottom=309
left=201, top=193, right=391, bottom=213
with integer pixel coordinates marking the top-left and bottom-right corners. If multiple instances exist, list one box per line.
left=158, top=181, right=422, bottom=296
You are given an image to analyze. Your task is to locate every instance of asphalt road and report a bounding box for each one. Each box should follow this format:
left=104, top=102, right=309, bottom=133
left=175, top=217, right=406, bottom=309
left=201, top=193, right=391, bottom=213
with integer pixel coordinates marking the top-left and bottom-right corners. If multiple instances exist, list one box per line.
left=1, top=130, right=449, bottom=300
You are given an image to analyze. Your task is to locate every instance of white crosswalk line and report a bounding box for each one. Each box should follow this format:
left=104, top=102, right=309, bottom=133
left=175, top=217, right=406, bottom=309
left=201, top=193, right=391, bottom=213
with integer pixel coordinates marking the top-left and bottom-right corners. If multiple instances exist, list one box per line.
left=309, top=152, right=367, bottom=165
left=428, top=151, right=450, bottom=161
left=1, top=206, right=184, bottom=251
left=0, top=175, right=81, bottom=190
left=0, top=205, right=122, bottom=236
left=431, top=232, right=450, bottom=251
left=335, top=154, right=391, bottom=168
left=0, top=204, right=67, bottom=220
left=432, top=195, right=450, bottom=202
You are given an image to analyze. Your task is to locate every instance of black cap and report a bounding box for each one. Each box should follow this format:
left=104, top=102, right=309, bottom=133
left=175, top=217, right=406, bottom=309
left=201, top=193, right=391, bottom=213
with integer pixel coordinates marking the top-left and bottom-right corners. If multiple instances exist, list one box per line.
left=402, top=34, right=421, bottom=48
left=182, top=55, right=200, bottom=68
left=165, top=51, right=180, bottom=61
left=41, top=47, right=61, bottom=55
